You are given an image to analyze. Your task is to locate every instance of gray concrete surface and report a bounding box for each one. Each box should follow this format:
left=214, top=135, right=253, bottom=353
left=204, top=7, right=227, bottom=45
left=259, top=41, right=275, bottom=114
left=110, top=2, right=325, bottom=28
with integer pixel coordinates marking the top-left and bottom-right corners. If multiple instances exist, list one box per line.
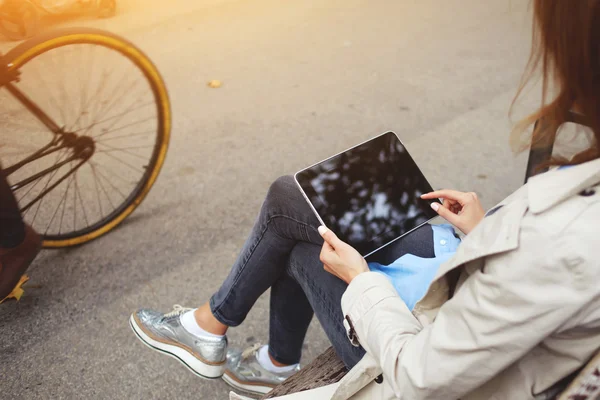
left=0, top=0, right=537, bottom=399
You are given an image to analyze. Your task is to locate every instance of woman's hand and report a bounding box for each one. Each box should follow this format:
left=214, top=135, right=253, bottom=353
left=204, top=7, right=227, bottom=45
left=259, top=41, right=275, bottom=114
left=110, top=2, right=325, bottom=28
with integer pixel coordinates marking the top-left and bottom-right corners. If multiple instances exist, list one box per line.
left=318, top=226, right=369, bottom=284
left=421, top=190, right=485, bottom=235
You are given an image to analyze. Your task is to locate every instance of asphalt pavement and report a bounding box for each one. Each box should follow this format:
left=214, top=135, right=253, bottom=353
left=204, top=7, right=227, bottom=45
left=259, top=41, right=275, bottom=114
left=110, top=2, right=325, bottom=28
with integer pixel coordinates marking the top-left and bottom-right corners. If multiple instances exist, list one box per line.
left=1, top=1, right=536, bottom=399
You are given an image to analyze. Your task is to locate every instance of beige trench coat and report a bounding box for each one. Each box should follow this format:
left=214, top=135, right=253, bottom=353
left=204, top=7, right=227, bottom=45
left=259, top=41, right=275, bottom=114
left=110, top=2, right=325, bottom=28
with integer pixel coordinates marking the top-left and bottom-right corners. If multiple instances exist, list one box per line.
left=327, top=158, right=600, bottom=400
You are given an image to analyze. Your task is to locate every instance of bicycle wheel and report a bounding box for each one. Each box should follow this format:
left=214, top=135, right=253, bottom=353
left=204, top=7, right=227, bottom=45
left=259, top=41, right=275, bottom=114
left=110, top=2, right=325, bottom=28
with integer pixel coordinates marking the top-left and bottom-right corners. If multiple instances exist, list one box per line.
left=0, top=27, right=171, bottom=248
left=0, top=0, right=39, bottom=41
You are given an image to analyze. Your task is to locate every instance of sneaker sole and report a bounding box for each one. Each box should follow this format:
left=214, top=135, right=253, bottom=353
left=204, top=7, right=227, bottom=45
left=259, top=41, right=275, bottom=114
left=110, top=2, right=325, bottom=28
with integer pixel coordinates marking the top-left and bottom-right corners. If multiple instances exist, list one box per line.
left=222, top=370, right=275, bottom=396
left=129, top=314, right=225, bottom=379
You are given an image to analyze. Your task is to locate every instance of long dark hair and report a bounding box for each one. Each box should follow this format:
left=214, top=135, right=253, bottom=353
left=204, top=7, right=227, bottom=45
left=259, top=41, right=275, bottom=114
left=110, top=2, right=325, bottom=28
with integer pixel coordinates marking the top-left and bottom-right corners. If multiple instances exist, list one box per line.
left=512, top=0, right=600, bottom=165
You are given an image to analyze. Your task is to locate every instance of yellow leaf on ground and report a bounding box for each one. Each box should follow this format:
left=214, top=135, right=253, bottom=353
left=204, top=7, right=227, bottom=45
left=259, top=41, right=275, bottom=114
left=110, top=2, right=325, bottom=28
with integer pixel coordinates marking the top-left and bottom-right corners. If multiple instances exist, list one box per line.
left=0, top=275, right=29, bottom=304
left=207, top=80, right=222, bottom=88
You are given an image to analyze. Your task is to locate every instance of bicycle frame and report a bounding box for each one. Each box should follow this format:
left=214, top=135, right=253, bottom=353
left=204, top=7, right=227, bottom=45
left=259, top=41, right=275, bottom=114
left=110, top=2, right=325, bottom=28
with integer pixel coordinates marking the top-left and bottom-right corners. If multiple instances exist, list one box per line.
left=0, top=51, right=90, bottom=212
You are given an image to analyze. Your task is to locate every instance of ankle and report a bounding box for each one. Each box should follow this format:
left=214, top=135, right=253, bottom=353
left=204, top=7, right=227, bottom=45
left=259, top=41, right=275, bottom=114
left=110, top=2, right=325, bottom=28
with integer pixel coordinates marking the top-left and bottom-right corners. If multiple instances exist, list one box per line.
left=257, top=345, right=298, bottom=373
left=269, top=351, right=289, bottom=367
left=194, top=303, right=228, bottom=336
left=180, top=310, right=225, bottom=339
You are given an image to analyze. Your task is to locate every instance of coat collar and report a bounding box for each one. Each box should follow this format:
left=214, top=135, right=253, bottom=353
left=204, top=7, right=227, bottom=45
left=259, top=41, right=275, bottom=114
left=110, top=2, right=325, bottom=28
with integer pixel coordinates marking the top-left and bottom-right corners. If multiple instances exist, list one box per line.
left=527, top=158, right=600, bottom=214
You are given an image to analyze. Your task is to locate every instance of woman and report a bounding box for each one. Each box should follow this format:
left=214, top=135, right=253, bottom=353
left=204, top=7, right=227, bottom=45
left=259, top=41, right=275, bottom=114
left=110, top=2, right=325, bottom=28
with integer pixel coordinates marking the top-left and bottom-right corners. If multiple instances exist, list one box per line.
left=130, top=1, right=600, bottom=398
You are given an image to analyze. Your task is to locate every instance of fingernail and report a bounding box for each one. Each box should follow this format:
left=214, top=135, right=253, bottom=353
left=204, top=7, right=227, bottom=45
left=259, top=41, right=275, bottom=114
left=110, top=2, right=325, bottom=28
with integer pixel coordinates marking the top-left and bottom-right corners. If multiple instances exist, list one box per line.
left=318, top=226, right=328, bottom=235
left=430, top=202, right=440, bottom=211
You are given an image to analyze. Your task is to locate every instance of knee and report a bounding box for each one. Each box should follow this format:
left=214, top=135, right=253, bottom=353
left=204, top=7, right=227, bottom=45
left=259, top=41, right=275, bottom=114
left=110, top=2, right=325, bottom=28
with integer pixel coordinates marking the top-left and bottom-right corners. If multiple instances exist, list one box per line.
left=266, top=175, right=296, bottom=203
left=261, top=175, right=311, bottom=222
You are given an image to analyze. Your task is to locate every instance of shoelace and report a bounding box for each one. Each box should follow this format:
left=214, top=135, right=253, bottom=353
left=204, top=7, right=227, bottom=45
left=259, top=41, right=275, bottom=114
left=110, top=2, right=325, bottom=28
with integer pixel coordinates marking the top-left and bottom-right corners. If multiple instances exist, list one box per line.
left=241, top=343, right=263, bottom=360
left=164, top=304, right=193, bottom=318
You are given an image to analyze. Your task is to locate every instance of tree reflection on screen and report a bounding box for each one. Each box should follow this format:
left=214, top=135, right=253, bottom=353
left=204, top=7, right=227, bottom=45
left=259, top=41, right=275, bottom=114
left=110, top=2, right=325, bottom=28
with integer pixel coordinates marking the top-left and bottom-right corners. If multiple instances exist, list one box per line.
left=298, top=132, right=437, bottom=256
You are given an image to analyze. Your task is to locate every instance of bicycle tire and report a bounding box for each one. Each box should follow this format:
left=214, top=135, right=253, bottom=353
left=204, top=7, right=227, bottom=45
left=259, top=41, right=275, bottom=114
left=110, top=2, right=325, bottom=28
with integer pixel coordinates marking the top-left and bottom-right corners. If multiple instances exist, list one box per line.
left=3, top=27, right=171, bottom=248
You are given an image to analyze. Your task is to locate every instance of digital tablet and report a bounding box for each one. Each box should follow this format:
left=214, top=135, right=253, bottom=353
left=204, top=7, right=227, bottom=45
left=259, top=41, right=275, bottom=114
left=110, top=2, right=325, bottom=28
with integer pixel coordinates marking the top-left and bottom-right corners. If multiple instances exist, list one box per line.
left=294, top=131, right=440, bottom=257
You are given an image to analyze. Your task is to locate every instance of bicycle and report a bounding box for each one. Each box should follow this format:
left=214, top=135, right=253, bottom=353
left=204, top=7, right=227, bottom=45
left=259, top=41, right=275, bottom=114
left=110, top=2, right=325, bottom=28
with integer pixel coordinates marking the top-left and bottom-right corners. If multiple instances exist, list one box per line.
left=0, top=27, right=171, bottom=248
left=0, top=0, right=116, bottom=41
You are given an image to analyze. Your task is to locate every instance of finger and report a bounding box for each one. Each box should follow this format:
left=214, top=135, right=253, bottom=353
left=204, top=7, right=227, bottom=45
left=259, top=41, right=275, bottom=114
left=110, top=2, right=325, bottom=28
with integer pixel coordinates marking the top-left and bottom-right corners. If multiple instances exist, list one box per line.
left=443, top=199, right=462, bottom=214
left=318, top=226, right=343, bottom=249
left=430, top=202, right=461, bottom=226
left=321, top=240, right=335, bottom=254
left=320, top=240, right=338, bottom=265
left=421, top=190, right=469, bottom=203
left=442, top=199, right=458, bottom=209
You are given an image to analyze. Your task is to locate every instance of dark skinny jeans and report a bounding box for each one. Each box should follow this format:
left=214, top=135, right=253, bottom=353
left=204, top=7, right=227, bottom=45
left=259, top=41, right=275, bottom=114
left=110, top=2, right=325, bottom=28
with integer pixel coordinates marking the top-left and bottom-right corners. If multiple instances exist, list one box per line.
left=210, top=175, right=434, bottom=367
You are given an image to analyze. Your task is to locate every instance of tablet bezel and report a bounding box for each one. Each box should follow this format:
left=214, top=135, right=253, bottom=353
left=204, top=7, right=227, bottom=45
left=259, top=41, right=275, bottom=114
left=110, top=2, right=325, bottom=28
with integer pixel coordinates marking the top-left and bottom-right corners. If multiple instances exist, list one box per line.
left=294, top=131, right=440, bottom=258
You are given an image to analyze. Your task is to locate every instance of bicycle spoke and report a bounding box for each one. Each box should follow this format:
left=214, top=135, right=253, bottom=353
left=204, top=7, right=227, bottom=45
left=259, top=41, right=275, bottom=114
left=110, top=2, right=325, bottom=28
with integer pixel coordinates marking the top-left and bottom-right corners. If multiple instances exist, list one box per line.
left=70, top=45, right=98, bottom=131
left=57, top=45, right=76, bottom=129
left=80, top=87, right=148, bottom=138
left=7, top=139, right=65, bottom=177
left=96, top=142, right=153, bottom=161
left=85, top=101, right=153, bottom=130
left=45, top=171, right=73, bottom=235
left=93, top=76, right=142, bottom=123
left=90, top=162, right=115, bottom=210
left=91, top=106, right=153, bottom=139
left=11, top=151, right=73, bottom=190
left=95, top=130, right=156, bottom=142
left=45, top=47, right=70, bottom=123
left=97, top=144, right=153, bottom=151
left=18, top=149, right=67, bottom=204
left=72, top=55, right=117, bottom=135
left=82, top=70, right=137, bottom=134
left=84, top=44, right=98, bottom=129
left=73, top=92, right=125, bottom=136
left=25, top=54, right=66, bottom=123
left=59, top=173, right=74, bottom=235
left=90, top=161, right=127, bottom=200
left=79, top=68, right=114, bottom=131
left=90, top=163, right=104, bottom=219
left=97, top=143, right=154, bottom=152
left=21, top=155, right=81, bottom=214
left=29, top=156, right=63, bottom=226
left=78, top=44, right=94, bottom=131
left=96, top=149, right=148, bottom=161
left=93, top=116, right=157, bottom=139
left=96, top=149, right=146, bottom=174
left=88, top=161, right=134, bottom=185
left=74, top=172, right=90, bottom=229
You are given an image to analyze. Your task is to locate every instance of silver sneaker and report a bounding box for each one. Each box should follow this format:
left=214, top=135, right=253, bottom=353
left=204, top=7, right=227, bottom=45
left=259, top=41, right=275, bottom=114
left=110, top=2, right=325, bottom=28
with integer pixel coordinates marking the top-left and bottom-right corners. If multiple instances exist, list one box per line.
left=129, top=304, right=227, bottom=379
left=222, top=344, right=300, bottom=396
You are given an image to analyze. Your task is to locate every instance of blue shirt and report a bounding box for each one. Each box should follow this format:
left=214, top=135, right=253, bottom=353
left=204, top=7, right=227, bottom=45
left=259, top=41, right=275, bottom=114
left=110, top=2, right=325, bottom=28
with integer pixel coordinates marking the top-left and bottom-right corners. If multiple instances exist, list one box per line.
left=367, top=224, right=461, bottom=310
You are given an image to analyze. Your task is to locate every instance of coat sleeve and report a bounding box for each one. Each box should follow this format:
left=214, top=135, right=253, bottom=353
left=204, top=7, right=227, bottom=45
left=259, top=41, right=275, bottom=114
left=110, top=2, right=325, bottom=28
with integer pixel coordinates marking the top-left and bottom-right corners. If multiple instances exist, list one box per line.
left=341, top=237, right=595, bottom=400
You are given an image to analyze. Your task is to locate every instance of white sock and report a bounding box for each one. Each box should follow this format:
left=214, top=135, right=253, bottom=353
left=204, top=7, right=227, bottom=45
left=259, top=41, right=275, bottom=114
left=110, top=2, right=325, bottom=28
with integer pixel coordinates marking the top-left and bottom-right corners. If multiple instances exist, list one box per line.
left=257, top=345, right=298, bottom=373
left=180, top=309, right=225, bottom=339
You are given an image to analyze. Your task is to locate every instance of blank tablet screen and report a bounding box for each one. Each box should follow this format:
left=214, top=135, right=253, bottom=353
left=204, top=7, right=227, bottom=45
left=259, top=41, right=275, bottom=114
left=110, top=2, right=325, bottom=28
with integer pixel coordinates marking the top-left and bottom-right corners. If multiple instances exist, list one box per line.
left=295, top=132, right=439, bottom=257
